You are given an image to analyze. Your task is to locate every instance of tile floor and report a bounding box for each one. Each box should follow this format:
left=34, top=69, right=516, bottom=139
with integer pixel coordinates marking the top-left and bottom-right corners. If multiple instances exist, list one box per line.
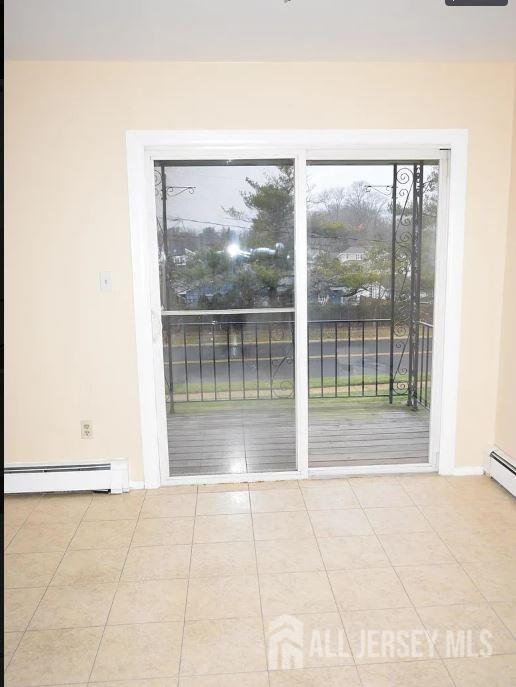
left=4, top=474, right=516, bottom=686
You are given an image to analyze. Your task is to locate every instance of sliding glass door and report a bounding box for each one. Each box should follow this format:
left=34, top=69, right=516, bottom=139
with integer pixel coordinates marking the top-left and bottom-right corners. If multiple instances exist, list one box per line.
left=154, top=159, right=297, bottom=476
left=152, top=150, right=442, bottom=480
left=306, top=160, right=439, bottom=468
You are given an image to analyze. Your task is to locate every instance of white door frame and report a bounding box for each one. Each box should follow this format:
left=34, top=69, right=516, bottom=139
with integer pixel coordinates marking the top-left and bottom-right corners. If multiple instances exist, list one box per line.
left=126, top=129, right=468, bottom=488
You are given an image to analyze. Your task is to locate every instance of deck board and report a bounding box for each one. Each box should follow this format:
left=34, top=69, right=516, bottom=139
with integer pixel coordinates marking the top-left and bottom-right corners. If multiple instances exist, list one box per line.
left=167, top=400, right=430, bottom=476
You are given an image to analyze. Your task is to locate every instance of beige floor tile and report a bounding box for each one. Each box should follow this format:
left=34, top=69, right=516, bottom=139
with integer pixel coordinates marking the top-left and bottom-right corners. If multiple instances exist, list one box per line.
left=30, top=583, right=117, bottom=629
left=4, top=523, right=20, bottom=549
left=342, top=607, right=434, bottom=664
left=268, top=666, right=361, bottom=686
left=193, top=514, right=253, bottom=543
left=493, top=601, right=516, bottom=636
left=198, top=482, right=249, bottom=493
left=350, top=480, right=413, bottom=508
left=462, top=559, right=516, bottom=602
left=418, top=504, right=488, bottom=533
left=439, top=529, right=516, bottom=564
left=51, top=548, right=127, bottom=586
left=365, top=507, right=432, bottom=535
left=190, top=541, right=256, bottom=577
left=3, top=632, right=23, bottom=669
left=196, top=491, right=250, bottom=515
left=253, top=511, right=313, bottom=540
left=249, top=480, right=300, bottom=490
left=309, top=509, right=373, bottom=538
left=417, top=604, right=516, bottom=658
left=147, top=485, right=197, bottom=495
left=302, top=485, right=359, bottom=510
left=259, top=571, right=336, bottom=616
left=4, top=552, right=62, bottom=588
left=70, top=519, right=136, bottom=550
left=6, top=522, right=77, bottom=553
left=264, top=612, right=353, bottom=669
left=398, top=477, right=463, bottom=507
left=318, top=536, right=389, bottom=571
left=5, top=626, right=103, bottom=686
left=26, top=494, right=92, bottom=524
left=330, top=567, right=410, bottom=611
left=84, top=493, right=144, bottom=520
left=132, top=517, right=194, bottom=546
left=121, top=545, right=191, bottom=581
left=446, top=475, right=515, bottom=505
left=445, top=654, right=516, bottom=687
left=179, top=674, right=267, bottom=687
left=180, top=617, right=266, bottom=675
left=358, top=660, right=454, bottom=686
left=140, top=494, right=197, bottom=518
left=91, top=622, right=183, bottom=680
left=395, top=564, right=484, bottom=607
left=4, top=587, right=45, bottom=631
left=3, top=496, right=41, bottom=526
left=378, top=532, right=454, bottom=566
left=109, top=579, right=188, bottom=624
left=91, top=680, right=178, bottom=687
left=300, top=478, right=352, bottom=490
left=250, top=489, right=306, bottom=513
left=256, top=538, right=324, bottom=574
left=186, top=574, right=261, bottom=620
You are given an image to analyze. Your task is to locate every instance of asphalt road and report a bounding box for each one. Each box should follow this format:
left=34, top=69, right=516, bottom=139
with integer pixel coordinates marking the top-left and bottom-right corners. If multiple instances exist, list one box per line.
left=163, top=337, right=432, bottom=389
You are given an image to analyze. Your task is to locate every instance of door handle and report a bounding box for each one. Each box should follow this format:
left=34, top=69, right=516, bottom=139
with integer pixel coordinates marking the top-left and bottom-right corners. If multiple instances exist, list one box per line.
left=151, top=310, right=162, bottom=342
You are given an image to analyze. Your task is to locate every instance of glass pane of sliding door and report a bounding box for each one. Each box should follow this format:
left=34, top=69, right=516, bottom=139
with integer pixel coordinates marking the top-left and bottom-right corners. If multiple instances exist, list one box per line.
left=306, top=160, right=438, bottom=468
left=154, top=160, right=296, bottom=476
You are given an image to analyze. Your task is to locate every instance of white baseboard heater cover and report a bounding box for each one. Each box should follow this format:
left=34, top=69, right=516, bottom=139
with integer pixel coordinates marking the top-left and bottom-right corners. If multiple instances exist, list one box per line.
left=489, top=449, right=516, bottom=498
left=4, top=460, right=129, bottom=494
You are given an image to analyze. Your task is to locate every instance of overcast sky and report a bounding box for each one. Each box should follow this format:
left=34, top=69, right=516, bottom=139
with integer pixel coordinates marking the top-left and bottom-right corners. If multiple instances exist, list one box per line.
left=157, top=163, right=394, bottom=232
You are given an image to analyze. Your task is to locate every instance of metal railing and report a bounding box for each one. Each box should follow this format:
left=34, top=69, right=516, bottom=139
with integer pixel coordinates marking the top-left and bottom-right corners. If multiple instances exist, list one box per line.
left=162, top=315, right=433, bottom=408
left=416, top=321, right=433, bottom=409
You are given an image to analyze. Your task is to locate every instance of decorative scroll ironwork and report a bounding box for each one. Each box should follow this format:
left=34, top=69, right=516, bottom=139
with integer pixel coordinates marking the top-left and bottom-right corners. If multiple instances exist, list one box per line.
left=389, top=163, right=424, bottom=409
left=154, top=168, right=195, bottom=199
left=271, top=321, right=295, bottom=399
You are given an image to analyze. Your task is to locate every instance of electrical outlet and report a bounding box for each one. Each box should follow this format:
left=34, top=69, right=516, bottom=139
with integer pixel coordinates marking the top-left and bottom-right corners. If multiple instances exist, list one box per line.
left=81, top=420, right=93, bottom=438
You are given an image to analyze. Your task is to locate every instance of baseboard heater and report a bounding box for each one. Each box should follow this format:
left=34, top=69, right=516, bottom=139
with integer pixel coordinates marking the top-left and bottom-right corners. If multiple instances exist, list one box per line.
left=489, top=449, right=516, bottom=498
left=4, top=459, right=129, bottom=494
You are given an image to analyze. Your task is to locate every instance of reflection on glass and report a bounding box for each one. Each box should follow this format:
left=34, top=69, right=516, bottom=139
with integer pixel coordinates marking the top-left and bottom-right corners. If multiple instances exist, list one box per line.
left=155, top=161, right=294, bottom=311
left=154, top=160, right=296, bottom=477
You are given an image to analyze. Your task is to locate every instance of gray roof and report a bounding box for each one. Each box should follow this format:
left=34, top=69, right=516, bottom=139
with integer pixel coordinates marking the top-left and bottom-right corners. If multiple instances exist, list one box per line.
left=341, top=246, right=367, bottom=254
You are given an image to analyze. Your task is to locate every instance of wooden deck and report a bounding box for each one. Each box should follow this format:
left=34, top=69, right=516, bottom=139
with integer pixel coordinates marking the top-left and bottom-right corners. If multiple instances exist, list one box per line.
left=167, top=399, right=430, bottom=476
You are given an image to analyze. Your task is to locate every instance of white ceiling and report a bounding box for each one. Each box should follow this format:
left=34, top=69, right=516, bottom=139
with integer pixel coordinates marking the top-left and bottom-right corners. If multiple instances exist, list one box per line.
left=5, top=0, right=516, bottom=61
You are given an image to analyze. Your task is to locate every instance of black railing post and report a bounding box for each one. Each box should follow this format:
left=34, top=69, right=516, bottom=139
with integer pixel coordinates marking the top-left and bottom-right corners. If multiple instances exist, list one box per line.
left=407, top=163, right=423, bottom=410
left=212, top=323, right=217, bottom=401
left=389, top=164, right=397, bottom=404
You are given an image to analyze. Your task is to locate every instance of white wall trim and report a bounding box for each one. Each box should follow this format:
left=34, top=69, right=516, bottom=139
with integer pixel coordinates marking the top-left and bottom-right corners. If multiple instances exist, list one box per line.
left=487, top=446, right=516, bottom=496
left=126, top=129, right=468, bottom=487
left=126, top=136, right=162, bottom=488
left=451, top=466, right=485, bottom=476
left=485, top=445, right=516, bottom=476
left=488, top=445, right=515, bottom=467
left=4, top=459, right=129, bottom=494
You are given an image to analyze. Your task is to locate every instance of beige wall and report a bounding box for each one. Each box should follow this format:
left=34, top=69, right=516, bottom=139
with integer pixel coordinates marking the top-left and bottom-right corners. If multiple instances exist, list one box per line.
left=496, top=70, right=516, bottom=460
left=5, top=61, right=516, bottom=481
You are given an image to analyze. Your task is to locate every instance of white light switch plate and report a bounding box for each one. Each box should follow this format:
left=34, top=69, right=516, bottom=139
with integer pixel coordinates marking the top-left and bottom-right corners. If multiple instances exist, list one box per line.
left=99, top=272, right=113, bottom=292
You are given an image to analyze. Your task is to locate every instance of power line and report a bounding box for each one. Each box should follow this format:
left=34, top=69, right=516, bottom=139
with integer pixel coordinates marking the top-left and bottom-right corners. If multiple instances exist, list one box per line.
left=166, top=216, right=252, bottom=231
